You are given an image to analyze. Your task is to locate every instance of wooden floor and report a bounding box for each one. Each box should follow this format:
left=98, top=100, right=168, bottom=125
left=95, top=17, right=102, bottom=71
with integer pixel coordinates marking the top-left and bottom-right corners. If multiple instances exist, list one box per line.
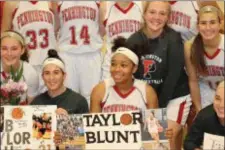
left=59, top=136, right=85, bottom=150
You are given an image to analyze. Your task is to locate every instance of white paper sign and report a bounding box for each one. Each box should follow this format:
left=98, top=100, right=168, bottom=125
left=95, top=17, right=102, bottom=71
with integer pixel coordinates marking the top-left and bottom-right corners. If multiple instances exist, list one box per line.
left=83, top=111, right=142, bottom=150
left=203, top=133, right=225, bottom=150
left=1, top=105, right=57, bottom=150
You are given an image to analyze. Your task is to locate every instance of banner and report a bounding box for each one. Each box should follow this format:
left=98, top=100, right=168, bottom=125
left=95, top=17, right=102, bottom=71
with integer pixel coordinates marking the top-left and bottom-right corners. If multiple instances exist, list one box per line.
left=57, top=111, right=142, bottom=150
left=84, top=111, right=142, bottom=149
left=1, top=105, right=57, bottom=150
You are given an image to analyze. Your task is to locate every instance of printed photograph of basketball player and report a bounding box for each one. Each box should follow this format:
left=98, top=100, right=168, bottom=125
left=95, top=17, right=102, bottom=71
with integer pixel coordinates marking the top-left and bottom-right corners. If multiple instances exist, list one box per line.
left=0, top=107, right=4, bottom=132
left=145, top=111, right=162, bottom=143
left=142, top=108, right=169, bottom=150
left=57, top=114, right=84, bottom=146
left=32, top=113, right=52, bottom=140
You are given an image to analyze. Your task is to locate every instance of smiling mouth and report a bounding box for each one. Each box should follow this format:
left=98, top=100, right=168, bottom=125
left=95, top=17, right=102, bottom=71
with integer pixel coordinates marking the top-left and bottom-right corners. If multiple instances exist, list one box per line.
left=48, top=83, right=57, bottom=86
left=114, top=75, right=122, bottom=79
left=218, top=109, right=224, bottom=113
left=203, top=31, right=215, bottom=35
left=150, top=22, right=161, bottom=26
left=5, top=58, right=15, bottom=61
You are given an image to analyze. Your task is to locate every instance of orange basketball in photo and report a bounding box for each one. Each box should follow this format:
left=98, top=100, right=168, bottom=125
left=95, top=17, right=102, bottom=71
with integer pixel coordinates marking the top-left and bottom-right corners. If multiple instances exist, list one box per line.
left=120, top=113, right=133, bottom=125
left=11, top=107, right=24, bottom=120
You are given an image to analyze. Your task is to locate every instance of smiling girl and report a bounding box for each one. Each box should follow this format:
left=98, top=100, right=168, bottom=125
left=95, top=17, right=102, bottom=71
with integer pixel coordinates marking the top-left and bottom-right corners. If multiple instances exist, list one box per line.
left=0, top=31, right=39, bottom=104
left=185, top=5, right=224, bottom=112
left=168, top=1, right=224, bottom=42
left=126, top=1, right=191, bottom=149
left=90, top=37, right=158, bottom=113
left=30, top=49, right=89, bottom=114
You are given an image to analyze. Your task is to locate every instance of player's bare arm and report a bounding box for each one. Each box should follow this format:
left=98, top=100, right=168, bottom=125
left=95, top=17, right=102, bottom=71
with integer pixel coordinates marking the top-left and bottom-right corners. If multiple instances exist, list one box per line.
left=184, top=41, right=202, bottom=113
left=90, top=82, right=106, bottom=113
left=146, top=84, right=158, bottom=109
left=99, top=1, right=106, bottom=37
left=1, top=1, right=18, bottom=32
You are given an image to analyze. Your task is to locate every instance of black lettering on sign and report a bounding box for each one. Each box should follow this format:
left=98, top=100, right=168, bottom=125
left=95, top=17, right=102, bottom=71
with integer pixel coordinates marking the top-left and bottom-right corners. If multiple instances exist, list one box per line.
left=4, top=145, right=14, bottom=150
left=86, top=132, right=95, bottom=143
left=5, top=120, right=13, bottom=132
left=6, top=132, right=30, bottom=145
left=83, top=114, right=122, bottom=127
left=85, top=130, right=140, bottom=144
left=132, top=112, right=142, bottom=124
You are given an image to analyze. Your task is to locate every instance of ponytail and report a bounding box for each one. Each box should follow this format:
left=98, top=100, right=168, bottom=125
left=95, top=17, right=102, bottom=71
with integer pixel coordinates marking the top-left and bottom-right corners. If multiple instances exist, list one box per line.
left=190, top=34, right=207, bottom=74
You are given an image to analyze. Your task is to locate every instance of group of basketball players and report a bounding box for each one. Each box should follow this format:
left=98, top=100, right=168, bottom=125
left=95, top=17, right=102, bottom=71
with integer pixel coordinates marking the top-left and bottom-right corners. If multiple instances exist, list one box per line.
left=0, top=1, right=224, bottom=150
left=32, top=113, right=52, bottom=139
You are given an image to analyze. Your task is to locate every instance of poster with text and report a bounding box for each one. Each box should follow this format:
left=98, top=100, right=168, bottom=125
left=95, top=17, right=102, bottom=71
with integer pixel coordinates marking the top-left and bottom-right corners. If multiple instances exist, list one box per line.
left=141, top=108, right=169, bottom=150
left=1, top=105, right=57, bottom=150
left=203, top=133, right=224, bottom=150
left=83, top=111, right=142, bottom=150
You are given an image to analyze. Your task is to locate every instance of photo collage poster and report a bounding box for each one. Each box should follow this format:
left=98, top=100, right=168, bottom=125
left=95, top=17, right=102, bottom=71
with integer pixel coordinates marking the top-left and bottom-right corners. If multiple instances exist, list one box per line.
left=1, top=105, right=57, bottom=150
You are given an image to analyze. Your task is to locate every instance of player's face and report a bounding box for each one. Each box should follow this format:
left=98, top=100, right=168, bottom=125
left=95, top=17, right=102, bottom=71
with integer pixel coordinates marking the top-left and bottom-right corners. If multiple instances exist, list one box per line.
left=1, top=37, right=24, bottom=68
left=42, top=64, right=65, bottom=93
left=213, top=83, right=224, bottom=121
left=42, top=113, right=49, bottom=120
left=144, top=1, right=169, bottom=35
left=110, top=54, right=137, bottom=84
left=198, top=13, right=221, bottom=41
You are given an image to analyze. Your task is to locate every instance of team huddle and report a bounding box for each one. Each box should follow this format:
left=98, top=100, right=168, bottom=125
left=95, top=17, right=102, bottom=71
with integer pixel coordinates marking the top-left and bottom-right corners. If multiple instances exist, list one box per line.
left=0, top=1, right=224, bottom=150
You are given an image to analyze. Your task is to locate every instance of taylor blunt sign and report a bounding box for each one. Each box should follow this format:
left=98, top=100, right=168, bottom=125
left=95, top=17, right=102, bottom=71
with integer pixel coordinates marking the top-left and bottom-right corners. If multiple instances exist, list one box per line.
left=83, top=111, right=142, bottom=149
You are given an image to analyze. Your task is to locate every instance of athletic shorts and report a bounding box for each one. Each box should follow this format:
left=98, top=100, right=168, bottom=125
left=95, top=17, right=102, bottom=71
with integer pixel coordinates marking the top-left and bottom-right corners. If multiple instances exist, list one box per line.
left=199, top=81, right=215, bottom=108
left=166, top=94, right=192, bottom=126
left=148, top=127, right=158, bottom=134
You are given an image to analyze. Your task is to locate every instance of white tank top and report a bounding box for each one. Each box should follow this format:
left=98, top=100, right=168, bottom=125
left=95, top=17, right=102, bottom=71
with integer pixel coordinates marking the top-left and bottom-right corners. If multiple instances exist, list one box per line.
left=104, top=1, right=143, bottom=47
left=147, top=118, right=158, bottom=129
left=168, top=1, right=198, bottom=41
left=199, top=34, right=225, bottom=90
left=101, top=78, right=147, bottom=113
left=58, top=1, right=103, bottom=53
left=12, top=1, right=57, bottom=65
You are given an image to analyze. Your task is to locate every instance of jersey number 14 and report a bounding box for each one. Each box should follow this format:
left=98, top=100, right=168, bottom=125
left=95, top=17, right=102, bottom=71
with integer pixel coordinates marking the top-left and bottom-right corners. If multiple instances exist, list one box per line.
left=69, top=25, right=90, bottom=45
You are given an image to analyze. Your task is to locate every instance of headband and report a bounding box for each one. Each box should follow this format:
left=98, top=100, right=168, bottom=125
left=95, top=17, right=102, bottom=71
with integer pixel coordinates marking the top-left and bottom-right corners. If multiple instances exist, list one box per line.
left=42, top=58, right=65, bottom=72
left=1, top=31, right=25, bottom=46
left=199, top=5, right=220, bottom=17
left=112, top=47, right=139, bottom=65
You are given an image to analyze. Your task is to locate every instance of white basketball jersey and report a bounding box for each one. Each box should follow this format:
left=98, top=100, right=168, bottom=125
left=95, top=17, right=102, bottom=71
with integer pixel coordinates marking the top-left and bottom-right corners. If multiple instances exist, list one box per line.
left=200, top=34, right=224, bottom=90
left=12, top=1, right=56, bottom=66
left=168, top=1, right=198, bottom=41
left=104, top=1, right=143, bottom=45
left=58, top=1, right=102, bottom=53
left=147, top=118, right=158, bottom=129
left=101, top=78, right=147, bottom=113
